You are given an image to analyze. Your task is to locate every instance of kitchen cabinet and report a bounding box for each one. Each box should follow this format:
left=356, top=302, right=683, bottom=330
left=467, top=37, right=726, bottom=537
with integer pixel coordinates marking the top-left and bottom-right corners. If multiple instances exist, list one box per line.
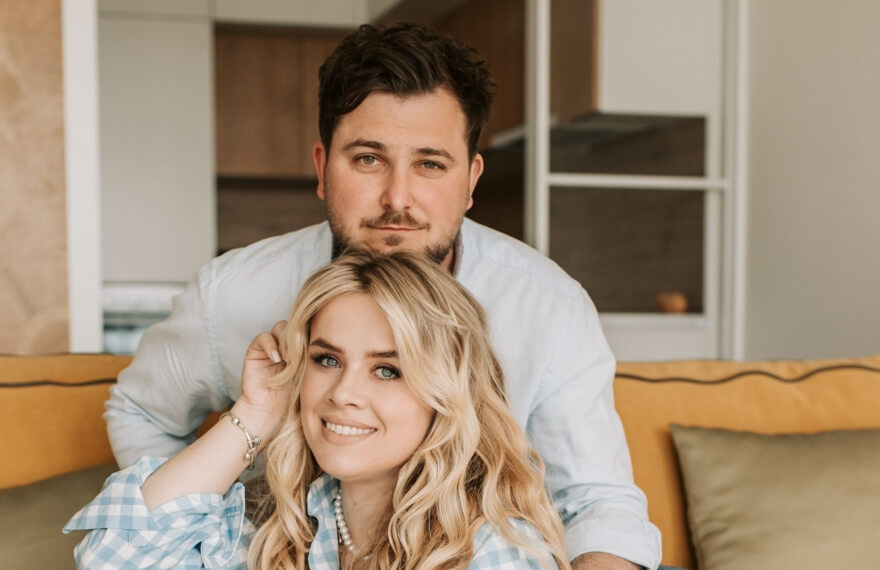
left=378, top=0, right=721, bottom=144
left=214, top=25, right=349, bottom=178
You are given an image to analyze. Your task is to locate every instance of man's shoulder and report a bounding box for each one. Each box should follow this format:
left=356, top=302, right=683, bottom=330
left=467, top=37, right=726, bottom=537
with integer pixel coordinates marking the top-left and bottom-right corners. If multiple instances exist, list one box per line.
left=206, top=223, right=331, bottom=283
left=460, top=219, right=583, bottom=296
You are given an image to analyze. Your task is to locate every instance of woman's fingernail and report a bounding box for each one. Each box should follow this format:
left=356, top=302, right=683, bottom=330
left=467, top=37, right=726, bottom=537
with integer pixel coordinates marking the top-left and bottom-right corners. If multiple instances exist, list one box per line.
left=271, top=350, right=282, bottom=363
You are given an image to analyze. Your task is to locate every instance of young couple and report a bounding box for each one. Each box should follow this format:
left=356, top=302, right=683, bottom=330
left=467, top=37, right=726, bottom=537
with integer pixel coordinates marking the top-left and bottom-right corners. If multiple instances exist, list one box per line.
left=74, top=22, right=661, bottom=570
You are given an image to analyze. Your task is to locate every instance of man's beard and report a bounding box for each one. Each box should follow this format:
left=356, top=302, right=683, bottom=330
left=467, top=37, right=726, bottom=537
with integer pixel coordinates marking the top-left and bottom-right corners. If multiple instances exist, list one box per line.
left=327, top=203, right=458, bottom=265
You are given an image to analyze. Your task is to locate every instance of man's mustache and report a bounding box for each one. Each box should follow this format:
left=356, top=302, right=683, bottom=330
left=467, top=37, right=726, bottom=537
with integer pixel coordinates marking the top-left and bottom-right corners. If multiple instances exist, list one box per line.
left=361, top=211, right=428, bottom=229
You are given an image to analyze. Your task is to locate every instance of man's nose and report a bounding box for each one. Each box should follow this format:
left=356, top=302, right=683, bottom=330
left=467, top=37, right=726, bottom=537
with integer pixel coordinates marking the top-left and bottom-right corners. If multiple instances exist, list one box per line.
left=379, top=166, right=412, bottom=211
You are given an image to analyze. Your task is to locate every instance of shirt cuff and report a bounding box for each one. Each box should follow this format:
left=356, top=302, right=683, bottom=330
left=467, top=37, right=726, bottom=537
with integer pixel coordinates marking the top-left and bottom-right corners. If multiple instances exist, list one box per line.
left=564, top=513, right=662, bottom=570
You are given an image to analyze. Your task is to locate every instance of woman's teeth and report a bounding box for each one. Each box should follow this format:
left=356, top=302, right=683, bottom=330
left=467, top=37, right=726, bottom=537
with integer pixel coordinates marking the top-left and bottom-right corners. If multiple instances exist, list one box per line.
left=325, top=421, right=376, bottom=436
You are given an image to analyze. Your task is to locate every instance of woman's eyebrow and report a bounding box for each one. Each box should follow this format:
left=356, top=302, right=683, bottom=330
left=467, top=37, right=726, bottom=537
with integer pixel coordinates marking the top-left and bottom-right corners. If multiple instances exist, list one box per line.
left=368, top=350, right=398, bottom=359
left=309, top=338, right=341, bottom=352
left=311, top=338, right=396, bottom=359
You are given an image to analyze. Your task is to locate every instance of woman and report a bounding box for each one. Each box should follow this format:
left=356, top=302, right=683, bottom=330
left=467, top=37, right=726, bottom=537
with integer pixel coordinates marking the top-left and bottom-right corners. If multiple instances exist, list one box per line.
left=66, top=250, right=569, bottom=569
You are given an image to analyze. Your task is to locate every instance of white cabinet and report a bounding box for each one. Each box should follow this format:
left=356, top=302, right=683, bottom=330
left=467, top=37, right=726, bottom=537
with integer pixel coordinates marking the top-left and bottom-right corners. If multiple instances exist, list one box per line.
left=98, top=0, right=210, bottom=18
left=524, top=0, right=732, bottom=360
left=98, top=10, right=215, bottom=283
left=597, top=0, right=723, bottom=117
left=213, top=0, right=367, bottom=27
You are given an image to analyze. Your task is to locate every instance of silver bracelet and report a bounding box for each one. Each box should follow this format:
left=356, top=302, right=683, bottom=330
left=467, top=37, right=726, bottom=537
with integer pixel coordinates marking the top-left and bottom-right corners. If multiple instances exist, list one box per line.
left=221, top=412, right=262, bottom=470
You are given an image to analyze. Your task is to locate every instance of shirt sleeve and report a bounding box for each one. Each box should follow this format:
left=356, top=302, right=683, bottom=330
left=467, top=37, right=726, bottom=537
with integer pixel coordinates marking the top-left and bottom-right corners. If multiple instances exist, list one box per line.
left=105, top=261, right=231, bottom=468
left=63, top=457, right=251, bottom=570
left=526, top=289, right=661, bottom=569
left=467, top=520, right=560, bottom=569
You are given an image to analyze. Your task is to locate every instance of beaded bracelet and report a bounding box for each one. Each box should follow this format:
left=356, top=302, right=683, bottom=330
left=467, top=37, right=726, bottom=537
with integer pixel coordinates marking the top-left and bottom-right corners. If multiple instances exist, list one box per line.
left=221, top=412, right=262, bottom=470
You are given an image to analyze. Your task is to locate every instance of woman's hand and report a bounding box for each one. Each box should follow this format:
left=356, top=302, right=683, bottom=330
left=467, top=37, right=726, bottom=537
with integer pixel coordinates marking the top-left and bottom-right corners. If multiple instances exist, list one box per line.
left=234, top=320, right=291, bottom=442
left=142, top=321, right=293, bottom=507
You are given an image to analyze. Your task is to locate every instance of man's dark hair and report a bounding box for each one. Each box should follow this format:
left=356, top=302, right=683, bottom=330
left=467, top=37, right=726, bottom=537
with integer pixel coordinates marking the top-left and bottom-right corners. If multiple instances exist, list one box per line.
left=318, top=23, right=496, bottom=160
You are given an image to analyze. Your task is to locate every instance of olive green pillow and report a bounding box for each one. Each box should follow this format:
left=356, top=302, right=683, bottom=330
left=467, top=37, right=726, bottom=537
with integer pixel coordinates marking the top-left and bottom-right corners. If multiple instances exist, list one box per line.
left=670, top=425, right=880, bottom=570
left=0, top=463, right=116, bottom=570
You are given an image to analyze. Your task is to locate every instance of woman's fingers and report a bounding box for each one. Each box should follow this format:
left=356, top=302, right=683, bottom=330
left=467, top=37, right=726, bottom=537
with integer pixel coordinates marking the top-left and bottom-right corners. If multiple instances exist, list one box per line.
left=270, top=320, right=289, bottom=364
left=246, top=332, right=281, bottom=363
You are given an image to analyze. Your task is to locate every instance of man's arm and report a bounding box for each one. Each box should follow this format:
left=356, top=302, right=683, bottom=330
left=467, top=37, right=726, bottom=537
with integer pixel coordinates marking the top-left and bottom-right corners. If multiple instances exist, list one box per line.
left=572, top=553, right=640, bottom=570
left=526, top=289, right=661, bottom=569
left=105, top=265, right=231, bottom=467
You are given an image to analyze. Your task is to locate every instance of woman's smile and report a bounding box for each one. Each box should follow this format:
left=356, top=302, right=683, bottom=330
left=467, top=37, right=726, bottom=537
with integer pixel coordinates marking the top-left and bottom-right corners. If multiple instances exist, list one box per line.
left=322, top=419, right=377, bottom=437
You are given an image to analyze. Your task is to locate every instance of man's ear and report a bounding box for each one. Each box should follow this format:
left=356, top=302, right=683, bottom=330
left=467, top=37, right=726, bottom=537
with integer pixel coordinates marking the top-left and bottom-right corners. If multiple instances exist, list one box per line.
left=313, top=142, right=328, bottom=200
left=466, top=153, right=484, bottom=210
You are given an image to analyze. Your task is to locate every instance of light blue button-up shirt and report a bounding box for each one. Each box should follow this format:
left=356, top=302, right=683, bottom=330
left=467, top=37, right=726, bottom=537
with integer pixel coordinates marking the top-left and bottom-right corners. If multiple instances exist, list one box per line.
left=105, top=219, right=661, bottom=568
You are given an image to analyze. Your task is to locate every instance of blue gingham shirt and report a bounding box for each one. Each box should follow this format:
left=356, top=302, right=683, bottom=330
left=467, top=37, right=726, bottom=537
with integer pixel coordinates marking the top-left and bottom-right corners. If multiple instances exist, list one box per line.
left=65, top=456, right=559, bottom=569
left=107, top=219, right=661, bottom=567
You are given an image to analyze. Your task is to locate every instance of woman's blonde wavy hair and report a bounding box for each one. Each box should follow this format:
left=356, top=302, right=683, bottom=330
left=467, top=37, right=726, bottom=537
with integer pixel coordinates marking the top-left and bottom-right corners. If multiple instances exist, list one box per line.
left=248, top=249, right=569, bottom=570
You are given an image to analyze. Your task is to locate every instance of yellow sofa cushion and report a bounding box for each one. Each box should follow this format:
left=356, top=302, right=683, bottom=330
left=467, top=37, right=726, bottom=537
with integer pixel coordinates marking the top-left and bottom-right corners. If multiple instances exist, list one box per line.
left=0, top=353, right=132, bottom=489
left=614, top=355, right=880, bottom=569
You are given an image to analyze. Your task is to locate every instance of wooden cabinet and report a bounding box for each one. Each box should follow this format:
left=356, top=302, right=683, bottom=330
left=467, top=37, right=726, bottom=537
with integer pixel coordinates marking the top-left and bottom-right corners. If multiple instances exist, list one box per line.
left=214, top=25, right=350, bottom=177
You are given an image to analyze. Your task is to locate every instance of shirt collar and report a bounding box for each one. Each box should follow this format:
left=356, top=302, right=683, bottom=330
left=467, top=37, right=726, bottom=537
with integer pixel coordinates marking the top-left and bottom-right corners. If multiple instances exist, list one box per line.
left=306, top=473, right=341, bottom=568
left=450, top=219, right=471, bottom=278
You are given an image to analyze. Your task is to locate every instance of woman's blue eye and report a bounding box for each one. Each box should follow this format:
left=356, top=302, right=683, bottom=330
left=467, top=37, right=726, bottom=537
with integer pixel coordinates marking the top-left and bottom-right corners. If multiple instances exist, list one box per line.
left=316, top=355, right=340, bottom=368
left=375, top=366, right=400, bottom=380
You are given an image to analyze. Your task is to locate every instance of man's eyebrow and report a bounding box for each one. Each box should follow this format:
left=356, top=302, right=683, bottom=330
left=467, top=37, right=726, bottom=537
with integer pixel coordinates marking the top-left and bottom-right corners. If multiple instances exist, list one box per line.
left=415, top=147, right=455, bottom=163
left=342, top=139, right=385, bottom=152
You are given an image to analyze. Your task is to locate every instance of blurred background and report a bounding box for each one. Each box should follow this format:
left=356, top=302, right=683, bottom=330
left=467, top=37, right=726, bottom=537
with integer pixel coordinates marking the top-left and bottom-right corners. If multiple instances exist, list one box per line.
left=2, top=0, right=878, bottom=361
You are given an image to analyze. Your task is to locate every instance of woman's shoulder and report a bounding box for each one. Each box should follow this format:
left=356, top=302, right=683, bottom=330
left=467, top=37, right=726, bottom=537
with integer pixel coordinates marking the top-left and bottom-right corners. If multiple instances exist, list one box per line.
left=469, top=518, right=560, bottom=569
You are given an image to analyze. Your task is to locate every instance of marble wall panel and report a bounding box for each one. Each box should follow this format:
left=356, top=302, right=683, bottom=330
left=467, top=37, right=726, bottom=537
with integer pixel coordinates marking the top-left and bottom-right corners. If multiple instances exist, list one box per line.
left=0, top=0, right=69, bottom=354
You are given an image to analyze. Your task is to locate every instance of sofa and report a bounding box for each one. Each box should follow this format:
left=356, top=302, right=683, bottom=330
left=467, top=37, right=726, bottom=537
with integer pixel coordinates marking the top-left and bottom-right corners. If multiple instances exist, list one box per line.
left=2, top=352, right=879, bottom=569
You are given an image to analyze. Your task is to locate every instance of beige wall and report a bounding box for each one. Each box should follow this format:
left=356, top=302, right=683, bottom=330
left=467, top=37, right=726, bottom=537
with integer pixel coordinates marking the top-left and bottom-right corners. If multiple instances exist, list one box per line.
left=0, top=0, right=69, bottom=354
left=745, top=0, right=880, bottom=358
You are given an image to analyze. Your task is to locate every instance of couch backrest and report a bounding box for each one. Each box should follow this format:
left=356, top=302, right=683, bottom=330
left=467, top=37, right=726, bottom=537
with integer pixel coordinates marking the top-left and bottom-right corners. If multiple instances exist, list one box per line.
left=0, top=354, right=133, bottom=489
left=615, top=354, right=880, bottom=569
left=5, top=353, right=880, bottom=569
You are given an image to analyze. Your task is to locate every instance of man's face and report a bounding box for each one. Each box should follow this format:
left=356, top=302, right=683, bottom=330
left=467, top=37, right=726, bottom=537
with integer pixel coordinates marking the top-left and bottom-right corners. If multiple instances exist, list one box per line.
left=313, top=88, right=484, bottom=270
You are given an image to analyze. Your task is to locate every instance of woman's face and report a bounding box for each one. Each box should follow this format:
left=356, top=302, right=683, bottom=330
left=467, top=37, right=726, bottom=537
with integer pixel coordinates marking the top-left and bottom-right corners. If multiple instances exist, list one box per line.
left=300, top=292, right=433, bottom=490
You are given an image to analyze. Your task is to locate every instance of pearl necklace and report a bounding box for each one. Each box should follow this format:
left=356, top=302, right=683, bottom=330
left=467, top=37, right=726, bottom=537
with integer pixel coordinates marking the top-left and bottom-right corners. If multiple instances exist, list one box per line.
left=333, top=489, right=357, bottom=555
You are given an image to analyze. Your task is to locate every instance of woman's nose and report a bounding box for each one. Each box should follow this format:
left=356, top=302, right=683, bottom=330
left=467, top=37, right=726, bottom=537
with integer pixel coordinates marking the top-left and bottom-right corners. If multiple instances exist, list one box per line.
left=327, top=369, right=366, bottom=407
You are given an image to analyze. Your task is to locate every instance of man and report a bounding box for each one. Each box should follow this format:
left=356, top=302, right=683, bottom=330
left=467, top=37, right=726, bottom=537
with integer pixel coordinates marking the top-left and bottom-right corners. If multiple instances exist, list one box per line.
left=106, top=23, right=661, bottom=569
